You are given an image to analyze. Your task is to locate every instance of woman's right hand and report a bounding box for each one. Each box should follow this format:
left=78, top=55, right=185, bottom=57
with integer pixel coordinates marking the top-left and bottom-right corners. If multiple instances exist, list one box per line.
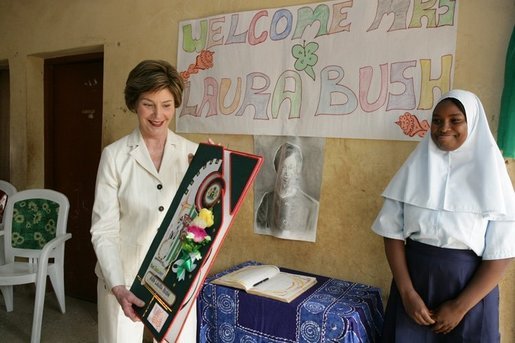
left=400, top=288, right=435, bottom=326
left=111, top=285, right=145, bottom=321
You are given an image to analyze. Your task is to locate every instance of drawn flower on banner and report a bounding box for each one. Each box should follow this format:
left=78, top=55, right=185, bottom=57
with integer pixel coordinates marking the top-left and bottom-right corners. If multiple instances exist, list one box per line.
left=173, top=208, right=214, bottom=281
left=395, top=112, right=430, bottom=138
left=180, top=50, right=215, bottom=81
left=292, top=40, right=319, bottom=81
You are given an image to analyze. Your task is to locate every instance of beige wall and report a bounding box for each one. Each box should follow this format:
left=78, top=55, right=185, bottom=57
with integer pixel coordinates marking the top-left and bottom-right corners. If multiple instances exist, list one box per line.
left=1, top=0, right=513, bottom=340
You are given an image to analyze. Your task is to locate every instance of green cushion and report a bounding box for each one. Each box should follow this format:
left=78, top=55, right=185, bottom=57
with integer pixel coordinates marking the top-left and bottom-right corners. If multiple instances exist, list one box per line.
left=11, top=198, right=60, bottom=249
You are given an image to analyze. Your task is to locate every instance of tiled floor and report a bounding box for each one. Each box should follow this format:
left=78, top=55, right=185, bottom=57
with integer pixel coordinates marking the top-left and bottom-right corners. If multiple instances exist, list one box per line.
left=0, top=284, right=97, bottom=342
left=0, top=284, right=154, bottom=343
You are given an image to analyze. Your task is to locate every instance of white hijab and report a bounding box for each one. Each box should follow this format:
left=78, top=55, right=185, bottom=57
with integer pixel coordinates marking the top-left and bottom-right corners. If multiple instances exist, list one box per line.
left=383, top=89, right=515, bottom=219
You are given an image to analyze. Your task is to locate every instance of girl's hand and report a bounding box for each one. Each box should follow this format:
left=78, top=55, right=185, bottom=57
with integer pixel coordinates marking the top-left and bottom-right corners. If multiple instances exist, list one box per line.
left=111, top=285, right=145, bottom=321
left=431, top=300, right=466, bottom=334
left=400, top=288, right=435, bottom=326
left=428, top=259, right=512, bottom=334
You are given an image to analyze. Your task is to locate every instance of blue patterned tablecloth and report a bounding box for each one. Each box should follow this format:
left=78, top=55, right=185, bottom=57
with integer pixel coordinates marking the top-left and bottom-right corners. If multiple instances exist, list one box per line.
left=198, top=261, right=384, bottom=342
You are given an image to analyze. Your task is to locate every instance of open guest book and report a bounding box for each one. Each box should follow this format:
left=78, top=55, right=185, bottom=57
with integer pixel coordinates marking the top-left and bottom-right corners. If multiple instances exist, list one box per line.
left=212, top=264, right=317, bottom=303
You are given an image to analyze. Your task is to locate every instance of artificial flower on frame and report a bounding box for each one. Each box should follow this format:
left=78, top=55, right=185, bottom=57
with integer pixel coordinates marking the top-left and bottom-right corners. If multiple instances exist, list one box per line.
left=172, top=208, right=214, bottom=281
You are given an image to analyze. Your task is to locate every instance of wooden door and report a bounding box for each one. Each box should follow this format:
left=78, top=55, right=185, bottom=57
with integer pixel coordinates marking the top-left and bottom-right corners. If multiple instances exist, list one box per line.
left=45, top=53, right=103, bottom=302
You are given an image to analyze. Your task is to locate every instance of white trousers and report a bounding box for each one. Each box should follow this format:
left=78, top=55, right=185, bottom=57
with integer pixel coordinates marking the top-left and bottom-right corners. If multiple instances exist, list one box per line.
left=97, top=279, right=197, bottom=343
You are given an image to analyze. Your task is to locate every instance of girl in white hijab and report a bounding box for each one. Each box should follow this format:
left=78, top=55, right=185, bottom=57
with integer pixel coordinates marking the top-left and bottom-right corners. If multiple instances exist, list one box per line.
left=372, top=89, right=514, bottom=342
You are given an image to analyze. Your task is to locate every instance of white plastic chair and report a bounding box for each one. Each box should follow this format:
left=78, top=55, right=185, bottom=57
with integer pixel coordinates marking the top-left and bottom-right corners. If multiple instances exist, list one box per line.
left=0, top=180, right=17, bottom=265
left=0, top=189, right=72, bottom=343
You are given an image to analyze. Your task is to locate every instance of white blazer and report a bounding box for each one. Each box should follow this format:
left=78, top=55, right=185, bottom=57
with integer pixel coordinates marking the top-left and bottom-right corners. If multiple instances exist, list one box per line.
left=90, top=128, right=198, bottom=290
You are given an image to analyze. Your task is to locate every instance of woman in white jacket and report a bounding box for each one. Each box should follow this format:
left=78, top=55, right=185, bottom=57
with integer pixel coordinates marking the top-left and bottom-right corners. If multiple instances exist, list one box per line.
left=90, top=60, right=198, bottom=342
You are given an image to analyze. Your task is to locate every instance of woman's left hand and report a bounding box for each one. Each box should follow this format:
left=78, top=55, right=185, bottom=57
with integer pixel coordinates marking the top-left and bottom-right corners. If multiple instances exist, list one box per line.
left=430, top=300, right=466, bottom=334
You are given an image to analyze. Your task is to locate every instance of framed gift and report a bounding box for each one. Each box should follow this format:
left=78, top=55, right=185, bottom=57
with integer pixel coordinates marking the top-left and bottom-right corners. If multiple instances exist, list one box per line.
left=130, top=143, right=263, bottom=342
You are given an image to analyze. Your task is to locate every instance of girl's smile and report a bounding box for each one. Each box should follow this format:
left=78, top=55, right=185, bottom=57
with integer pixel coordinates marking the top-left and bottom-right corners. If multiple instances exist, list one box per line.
left=430, top=99, right=468, bottom=151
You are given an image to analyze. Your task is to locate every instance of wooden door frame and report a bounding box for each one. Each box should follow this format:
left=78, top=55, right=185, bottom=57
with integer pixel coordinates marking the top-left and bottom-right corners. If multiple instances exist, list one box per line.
left=0, top=66, right=10, bottom=181
left=43, top=53, right=104, bottom=301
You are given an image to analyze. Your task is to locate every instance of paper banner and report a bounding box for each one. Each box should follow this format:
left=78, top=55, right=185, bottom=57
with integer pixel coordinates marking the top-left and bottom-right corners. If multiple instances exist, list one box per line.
left=177, top=0, right=458, bottom=141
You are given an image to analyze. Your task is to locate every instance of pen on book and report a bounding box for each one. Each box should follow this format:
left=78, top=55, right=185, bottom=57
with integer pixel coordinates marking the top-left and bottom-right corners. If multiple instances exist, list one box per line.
left=253, top=278, right=269, bottom=287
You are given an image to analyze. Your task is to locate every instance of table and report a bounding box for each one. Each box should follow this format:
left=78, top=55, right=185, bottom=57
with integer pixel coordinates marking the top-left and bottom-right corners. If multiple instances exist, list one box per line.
left=198, top=261, right=384, bottom=342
